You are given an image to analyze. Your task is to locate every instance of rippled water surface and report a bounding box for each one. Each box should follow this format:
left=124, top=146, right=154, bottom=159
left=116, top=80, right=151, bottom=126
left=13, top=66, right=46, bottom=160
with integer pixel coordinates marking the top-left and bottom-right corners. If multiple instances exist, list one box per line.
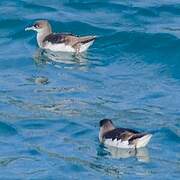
left=0, top=0, right=180, bottom=179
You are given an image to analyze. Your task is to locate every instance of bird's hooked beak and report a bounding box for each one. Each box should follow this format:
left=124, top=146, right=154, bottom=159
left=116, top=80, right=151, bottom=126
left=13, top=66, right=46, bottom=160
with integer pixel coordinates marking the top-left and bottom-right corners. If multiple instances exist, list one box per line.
left=25, top=26, right=36, bottom=31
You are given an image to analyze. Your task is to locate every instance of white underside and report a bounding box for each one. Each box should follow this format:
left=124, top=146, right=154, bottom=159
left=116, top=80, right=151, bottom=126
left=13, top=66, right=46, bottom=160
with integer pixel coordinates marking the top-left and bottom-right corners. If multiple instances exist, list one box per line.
left=103, top=134, right=152, bottom=149
left=44, top=41, right=94, bottom=53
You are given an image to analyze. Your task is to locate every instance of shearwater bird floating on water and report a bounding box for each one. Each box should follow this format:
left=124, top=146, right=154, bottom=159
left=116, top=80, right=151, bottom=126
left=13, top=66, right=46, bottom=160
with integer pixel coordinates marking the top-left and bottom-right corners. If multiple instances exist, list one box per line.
left=25, top=20, right=96, bottom=54
left=99, top=119, right=152, bottom=149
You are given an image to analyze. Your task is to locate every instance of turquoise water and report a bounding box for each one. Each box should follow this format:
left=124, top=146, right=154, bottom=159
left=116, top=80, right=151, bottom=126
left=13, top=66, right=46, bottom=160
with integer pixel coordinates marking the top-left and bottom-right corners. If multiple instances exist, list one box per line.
left=0, top=0, right=180, bottom=179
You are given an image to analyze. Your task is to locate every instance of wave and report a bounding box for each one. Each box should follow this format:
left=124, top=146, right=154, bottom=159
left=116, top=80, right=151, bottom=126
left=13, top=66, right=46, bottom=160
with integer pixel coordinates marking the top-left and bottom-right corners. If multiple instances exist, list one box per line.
left=0, top=121, right=17, bottom=136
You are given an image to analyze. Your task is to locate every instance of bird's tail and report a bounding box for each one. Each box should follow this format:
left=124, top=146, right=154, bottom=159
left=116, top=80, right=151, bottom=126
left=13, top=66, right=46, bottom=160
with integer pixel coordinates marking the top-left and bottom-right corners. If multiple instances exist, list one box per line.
left=135, top=134, right=152, bottom=148
left=78, top=36, right=96, bottom=44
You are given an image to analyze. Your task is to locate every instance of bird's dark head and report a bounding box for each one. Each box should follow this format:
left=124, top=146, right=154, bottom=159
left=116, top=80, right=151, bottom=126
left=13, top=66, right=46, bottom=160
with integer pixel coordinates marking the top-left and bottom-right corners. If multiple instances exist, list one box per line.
left=99, top=119, right=114, bottom=128
left=25, top=20, right=52, bottom=33
left=99, top=119, right=115, bottom=142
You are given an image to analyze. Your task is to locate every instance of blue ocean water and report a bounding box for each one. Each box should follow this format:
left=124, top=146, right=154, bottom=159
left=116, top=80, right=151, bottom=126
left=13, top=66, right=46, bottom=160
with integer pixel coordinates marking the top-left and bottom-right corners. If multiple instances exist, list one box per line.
left=0, top=0, right=180, bottom=179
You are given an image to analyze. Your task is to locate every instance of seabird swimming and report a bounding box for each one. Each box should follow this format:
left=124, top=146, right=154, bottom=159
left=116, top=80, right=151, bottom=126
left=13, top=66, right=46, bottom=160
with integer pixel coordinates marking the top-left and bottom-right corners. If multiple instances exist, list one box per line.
left=25, top=20, right=96, bottom=54
left=99, top=119, right=152, bottom=149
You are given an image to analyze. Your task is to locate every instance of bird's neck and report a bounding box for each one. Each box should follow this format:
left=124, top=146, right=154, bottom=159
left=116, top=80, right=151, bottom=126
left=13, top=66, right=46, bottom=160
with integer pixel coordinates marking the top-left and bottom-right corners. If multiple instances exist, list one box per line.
left=37, top=28, right=52, bottom=48
left=99, top=125, right=115, bottom=143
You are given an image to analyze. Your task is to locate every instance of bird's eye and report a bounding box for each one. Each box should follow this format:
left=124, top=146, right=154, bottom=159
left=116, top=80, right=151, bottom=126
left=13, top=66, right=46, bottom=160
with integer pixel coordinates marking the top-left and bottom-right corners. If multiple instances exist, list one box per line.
left=34, top=24, right=39, bottom=28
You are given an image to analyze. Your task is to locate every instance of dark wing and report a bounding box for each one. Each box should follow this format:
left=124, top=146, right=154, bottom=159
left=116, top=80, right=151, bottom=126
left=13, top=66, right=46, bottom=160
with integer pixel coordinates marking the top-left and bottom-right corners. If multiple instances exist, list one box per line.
left=43, top=33, right=75, bottom=44
left=128, top=133, right=147, bottom=144
left=103, top=128, right=140, bottom=141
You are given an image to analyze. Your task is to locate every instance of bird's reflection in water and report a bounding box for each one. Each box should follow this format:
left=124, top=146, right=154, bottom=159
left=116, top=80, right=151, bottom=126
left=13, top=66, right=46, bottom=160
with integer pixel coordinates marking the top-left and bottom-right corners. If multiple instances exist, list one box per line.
left=99, top=145, right=150, bottom=162
left=33, top=48, right=89, bottom=70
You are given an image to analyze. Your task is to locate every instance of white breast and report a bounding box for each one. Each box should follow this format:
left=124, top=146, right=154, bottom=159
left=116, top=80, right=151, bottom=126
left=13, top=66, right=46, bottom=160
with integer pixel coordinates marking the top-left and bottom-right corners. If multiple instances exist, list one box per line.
left=45, top=43, right=75, bottom=52
left=44, top=40, right=94, bottom=53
